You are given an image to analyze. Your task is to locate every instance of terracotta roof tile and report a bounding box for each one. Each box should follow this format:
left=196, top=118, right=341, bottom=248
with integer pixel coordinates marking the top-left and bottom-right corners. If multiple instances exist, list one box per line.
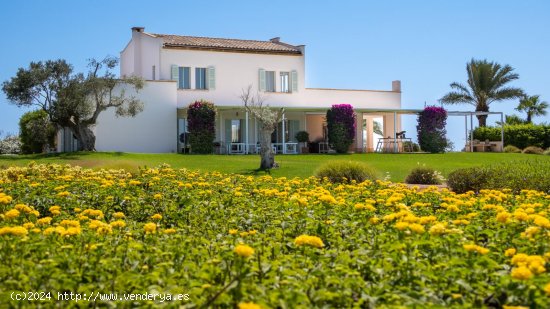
left=150, top=33, right=302, bottom=55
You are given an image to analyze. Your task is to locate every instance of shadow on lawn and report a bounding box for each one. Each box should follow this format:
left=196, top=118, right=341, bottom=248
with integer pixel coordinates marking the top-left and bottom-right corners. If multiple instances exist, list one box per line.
left=0, top=151, right=126, bottom=161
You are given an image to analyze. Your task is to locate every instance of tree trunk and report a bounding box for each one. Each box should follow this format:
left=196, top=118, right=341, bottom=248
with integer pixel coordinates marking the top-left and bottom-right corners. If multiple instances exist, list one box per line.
left=526, top=113, right=532, bottom=124
left=258, top=127, right=275, bottom=170
left=476, top=114, right=487, bottom=127
left=73, top=124, right=96, bottom=151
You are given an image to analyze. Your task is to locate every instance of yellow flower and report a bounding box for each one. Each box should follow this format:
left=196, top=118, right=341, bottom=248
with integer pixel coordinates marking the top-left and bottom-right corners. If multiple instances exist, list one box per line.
left=395, top=221, right=409, bottom=231
left=110, top=220, right=126, bottom=228
left=409, top=223, right=425, bottom=234
left=153, top=193, right=162, bottom=199
left=23, top=222, right=35, bottom=229
left=238, top=302, right=262, bottom=309
left=49, top=206, right=61, bottom=216
left=294, top=235, right=324, bottom=248
left=511, top=266, right=533, bottom=280
left=429, top=223, right=447, bottom=236
left=113, top=212, right=125, bottom=219
left=318, top=194, right=337, bottom=205
left=248, top=230, right=257, bottom=235
left=57, top=191, right=70, bottom=197
left=369, top=217, right=380, bottom=225
left=15, top=204, right=33, bottom=213
left=502, top=306, right=529, bottom=309
left=60, top=220, right=80, bottom=228
left=229, top=229, right=238, bottom=235
left=463, top=244, right=489, bottom=255
left=504, top=248, right=517, bottom=257
left=3, top=209, right=20, bottom=219
left=544, top=283, right=550, bottom=296
left=151, top=213, right=162, bottom=220
left=144, top=223, right=157, bottom=234
left=0, top=193, right=13, bottom=204
left=496, top=212, right=511, bottom=223
left=0, top=226, right=28, bottom=236
left=163, top=228, right=177, bottom=234
left=234, top=244, right=255, bottom=258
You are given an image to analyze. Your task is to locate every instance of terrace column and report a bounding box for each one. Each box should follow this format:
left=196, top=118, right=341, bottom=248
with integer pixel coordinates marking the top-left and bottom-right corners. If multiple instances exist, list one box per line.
left=245, top=110, right=249, bottom=153
left=355, top=112, right=364, bottom=153
left=282, top=112, right=286, bottom=154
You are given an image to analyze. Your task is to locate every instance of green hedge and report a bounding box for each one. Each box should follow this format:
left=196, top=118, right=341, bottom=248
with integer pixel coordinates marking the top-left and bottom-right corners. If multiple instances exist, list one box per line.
left=473, top=124, right=550, bottom=149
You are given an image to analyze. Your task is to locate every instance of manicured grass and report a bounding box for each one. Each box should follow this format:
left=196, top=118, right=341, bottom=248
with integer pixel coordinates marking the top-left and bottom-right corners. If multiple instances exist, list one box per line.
left=1, top=152, right=548, bottom=182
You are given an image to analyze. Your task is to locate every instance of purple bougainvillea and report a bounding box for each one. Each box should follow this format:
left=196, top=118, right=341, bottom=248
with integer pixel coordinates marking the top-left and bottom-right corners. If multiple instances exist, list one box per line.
left=416, top=106, right=447, bottom=153
left=326, top=104, right=356, bottom=153
left=187, top=100, right=216, bottom=154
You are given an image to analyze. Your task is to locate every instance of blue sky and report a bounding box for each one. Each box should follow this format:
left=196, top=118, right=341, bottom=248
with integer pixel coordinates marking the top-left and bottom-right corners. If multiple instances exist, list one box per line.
left=1, top=0, right=549, bottom=149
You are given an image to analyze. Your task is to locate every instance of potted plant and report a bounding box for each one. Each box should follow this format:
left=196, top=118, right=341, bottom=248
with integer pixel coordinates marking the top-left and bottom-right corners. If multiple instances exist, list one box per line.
left=295, top=131, right=310, bottom=154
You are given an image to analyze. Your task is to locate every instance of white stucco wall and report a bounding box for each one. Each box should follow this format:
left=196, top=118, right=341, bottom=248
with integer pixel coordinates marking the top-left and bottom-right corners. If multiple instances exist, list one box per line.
left=120, top=40, right=134, bottom=77
left=95, top=80, right=177, bottom=153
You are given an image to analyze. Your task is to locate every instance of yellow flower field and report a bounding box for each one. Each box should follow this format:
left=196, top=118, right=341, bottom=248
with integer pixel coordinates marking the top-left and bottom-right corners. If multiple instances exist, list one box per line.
left=0, top=163, right=549, bottom=308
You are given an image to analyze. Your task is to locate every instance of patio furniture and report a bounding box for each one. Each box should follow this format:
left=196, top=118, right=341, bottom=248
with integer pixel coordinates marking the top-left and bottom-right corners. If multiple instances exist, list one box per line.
left=227, top=142, right=246, bottom=154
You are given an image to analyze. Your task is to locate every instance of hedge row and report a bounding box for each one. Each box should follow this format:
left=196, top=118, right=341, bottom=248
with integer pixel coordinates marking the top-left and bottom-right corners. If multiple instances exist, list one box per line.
left=473, top=124, right=550, bottom=149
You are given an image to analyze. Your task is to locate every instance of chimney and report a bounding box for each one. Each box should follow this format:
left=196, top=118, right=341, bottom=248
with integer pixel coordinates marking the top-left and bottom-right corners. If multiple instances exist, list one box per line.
left=270, top=37, right=280, bottom=43
left=296, top=44, right=306, bottom=55
left=392, top=80, right=401, bottom=92
left=131, top=27, right=143, bottom=77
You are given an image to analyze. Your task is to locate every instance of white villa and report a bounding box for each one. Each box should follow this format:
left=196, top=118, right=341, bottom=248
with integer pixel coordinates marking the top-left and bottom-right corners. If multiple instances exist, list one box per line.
left=68, top=27, right=403, bottom=154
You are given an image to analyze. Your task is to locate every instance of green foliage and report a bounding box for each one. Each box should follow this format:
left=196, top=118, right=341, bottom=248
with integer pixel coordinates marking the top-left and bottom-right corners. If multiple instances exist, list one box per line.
left=2, top=164, right=550, bottom=307
left=327, top=123, right=351, bottom=153
left=295, top=131, right=309, bottom=143
left=503, top=145, right=521, bottom=153
left=3, top=57, right=144, bottom=151
left=439, top=58, right=524, bottom=127
left=522, top=146, right=544, bottom=154
left=187, top=100, right=216, bottom=154
left=417, top=106, right=447, bottom=153
left=326, top=104, right=356, bottom=154
left=315, top=161, right=377, bottom=183
left=0, top=133, right=21, bottom=154
left=446, top=167, right=494, bottom=193
left=402, top=141, right=420, bottom=152
left=447, top=159, right=550, bottom=193
left=405, top=166, right=443, bottom=185
left=516, top=94, right=548, bottom=123
left=473, top=124, right=550, bottom=149
left=18, top=110, right=56, bottom=154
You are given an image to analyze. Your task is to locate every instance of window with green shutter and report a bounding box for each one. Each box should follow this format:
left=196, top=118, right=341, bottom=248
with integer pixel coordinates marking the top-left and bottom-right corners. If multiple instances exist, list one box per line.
left=195, top=68, right=207, bottom=89
left=178, top=67, right=190, bottom=89
left=291, top=70, right=298, bottom=92
left=207, top=67, right=215, bottom=90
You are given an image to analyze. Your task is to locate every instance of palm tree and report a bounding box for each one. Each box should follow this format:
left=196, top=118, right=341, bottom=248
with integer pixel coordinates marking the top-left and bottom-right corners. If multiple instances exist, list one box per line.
left=516, top=95, right=548, bottom=123
left=440, top=59, right=524, bottom=127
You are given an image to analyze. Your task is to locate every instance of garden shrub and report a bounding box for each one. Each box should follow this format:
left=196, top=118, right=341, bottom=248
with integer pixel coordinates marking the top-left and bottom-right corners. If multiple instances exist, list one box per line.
left=446, top=167, right=494, bottom=193
left=416, top=106, right=447, bottom=153
left=0, top=134, right=21, bottom=154
left=473, top=124, right=550, bottom=149
left=326, top=104, right=356, bottom=153
left=522, top=146, right=544, bottom=154
left=315, top=161, right=377, bottom=183
left=19, top=110, right=56, bottom=154
left=405, top=166, right=444, bottom=185
left=447, top=159, right=550, bottom=193
left=544, top=147, right=550, bottom=155
left=503, top=145, right=521, bottom=153
left=187, top=100, right=216, bottom=154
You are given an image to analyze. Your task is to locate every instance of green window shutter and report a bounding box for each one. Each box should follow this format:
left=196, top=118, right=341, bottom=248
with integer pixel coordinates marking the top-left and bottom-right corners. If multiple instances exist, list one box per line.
left=291, top=70, right=298, bottom=92
left=171, top=65, right=179, bottom=82
left=259, top=69, right=266, bottom=92
left=207, top=66, right=216, bottom=90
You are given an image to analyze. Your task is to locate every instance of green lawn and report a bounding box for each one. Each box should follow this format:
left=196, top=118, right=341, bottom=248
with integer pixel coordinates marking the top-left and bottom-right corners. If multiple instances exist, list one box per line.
left=1, top=152, right=548, bottom=182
